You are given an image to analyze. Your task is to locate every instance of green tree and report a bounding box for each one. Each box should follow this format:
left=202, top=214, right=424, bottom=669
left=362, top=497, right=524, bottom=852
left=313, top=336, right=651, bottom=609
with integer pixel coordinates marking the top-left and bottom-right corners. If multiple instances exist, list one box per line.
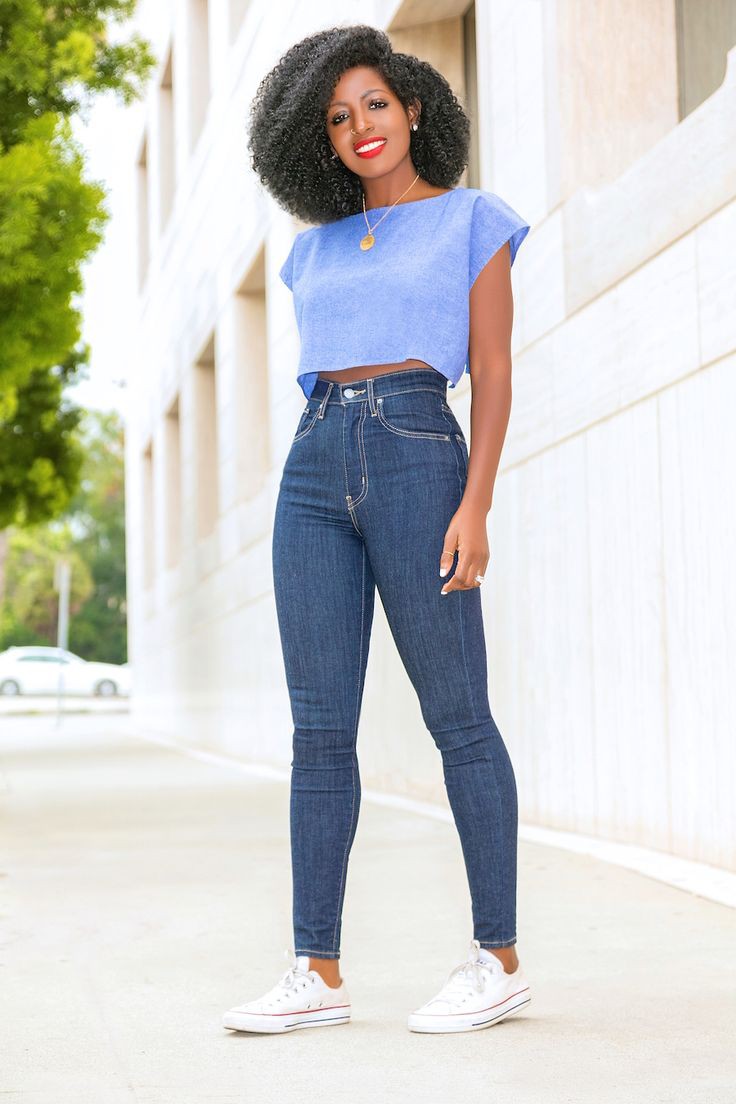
left=0, top=347, right=86, bottom=530
left=0, top=1, right=155, bottom=543
left=0, top=525, right=93, bottom=644
left=0, top=407, right=127, bottom=662
left=65, top=408, right=127, bottom=663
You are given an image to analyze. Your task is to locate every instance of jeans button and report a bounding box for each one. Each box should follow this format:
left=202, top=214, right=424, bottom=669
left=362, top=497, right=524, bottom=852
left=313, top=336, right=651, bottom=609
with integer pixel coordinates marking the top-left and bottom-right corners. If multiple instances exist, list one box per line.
left=344, top=387, right=355, bottom=397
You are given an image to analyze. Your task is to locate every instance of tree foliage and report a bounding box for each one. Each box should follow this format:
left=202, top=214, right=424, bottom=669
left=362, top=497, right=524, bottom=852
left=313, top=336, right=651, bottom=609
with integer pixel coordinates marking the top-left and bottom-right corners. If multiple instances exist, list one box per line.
left=63, top=407, right=127, bottom=663
left=0, top=1, right=155, bottom=149
left=0, top=112, right=106, bottom=407
left=0, top=346, right=86, bottom=528
left=0, top=1, right=155, bottom=528
left=0, top=524, right=93, bottom=642
left=0, top=407, right=127, bottom=662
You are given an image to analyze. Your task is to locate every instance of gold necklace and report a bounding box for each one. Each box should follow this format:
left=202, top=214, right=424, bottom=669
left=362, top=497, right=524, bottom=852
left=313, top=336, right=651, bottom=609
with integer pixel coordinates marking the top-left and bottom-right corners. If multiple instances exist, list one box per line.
left=359, top=173, right=420, bottom=251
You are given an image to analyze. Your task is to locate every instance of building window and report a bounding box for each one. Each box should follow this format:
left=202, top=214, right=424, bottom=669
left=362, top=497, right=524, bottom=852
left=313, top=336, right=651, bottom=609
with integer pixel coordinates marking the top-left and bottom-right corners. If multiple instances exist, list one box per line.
left=136, top=134, right=149, bottom=289
left=676, top=0, right=736, bottom=118
left=159, top=45, right=175, bottom=229
left=229, top=0, right=252, bottom=43
left=193, top=335, right=219, bottom=539
left=188, top=0, right=211, bottom=150
left=388, top=4, right=476, bottom=188
left=233, top=250, right=269, bottom=497
left=463, top=3, right=480, bottom=190
left=142, top=440, right=155, bottom=588
left=164, top=397, right=182, bottom=567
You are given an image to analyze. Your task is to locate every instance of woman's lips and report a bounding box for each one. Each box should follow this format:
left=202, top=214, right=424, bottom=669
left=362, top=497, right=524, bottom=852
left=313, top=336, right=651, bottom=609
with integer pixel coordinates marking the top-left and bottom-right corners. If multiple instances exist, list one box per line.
left=354, top=138, right=387, bottom=158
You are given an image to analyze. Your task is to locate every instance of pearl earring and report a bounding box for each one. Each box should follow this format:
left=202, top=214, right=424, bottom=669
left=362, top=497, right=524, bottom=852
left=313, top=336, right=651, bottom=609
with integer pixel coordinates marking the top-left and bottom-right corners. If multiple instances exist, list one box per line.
left=411, top=122, right=418, bottom=131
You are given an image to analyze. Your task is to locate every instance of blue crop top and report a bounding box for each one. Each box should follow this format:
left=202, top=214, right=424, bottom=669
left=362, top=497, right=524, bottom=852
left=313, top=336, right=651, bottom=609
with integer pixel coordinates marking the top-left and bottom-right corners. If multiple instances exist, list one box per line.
left=279, top=186, right=530, bottom=400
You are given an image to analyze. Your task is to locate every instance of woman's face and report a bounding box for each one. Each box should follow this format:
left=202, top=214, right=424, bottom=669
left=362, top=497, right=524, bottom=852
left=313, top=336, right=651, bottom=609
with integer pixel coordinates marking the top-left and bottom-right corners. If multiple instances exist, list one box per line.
left=326, top=66, right=419, bottom=176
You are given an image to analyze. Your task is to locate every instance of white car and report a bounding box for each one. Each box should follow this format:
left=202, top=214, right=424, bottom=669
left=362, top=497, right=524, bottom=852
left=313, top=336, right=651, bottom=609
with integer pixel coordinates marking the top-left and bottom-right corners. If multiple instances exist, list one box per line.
left=0, top=646, right=131, bottom=698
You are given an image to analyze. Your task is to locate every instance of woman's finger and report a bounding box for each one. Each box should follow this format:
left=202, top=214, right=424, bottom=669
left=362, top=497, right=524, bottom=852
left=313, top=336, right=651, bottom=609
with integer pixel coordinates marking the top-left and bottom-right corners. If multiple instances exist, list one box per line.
left=439, top=525, right=458, bottom=578
left=441, top=547, right=477, bottom=594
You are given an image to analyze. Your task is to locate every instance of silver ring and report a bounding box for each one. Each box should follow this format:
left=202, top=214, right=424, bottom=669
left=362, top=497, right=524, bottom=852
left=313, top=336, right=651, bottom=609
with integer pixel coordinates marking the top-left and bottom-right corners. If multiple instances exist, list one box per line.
left=475, top=574, right=484, bottom=584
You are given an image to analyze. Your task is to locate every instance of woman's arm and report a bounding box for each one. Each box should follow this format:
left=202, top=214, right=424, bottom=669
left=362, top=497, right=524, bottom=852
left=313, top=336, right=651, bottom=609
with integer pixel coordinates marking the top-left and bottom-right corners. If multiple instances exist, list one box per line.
left=464, top=239, right=514, bottom=512
left=438, top=241, right=514, bottom=593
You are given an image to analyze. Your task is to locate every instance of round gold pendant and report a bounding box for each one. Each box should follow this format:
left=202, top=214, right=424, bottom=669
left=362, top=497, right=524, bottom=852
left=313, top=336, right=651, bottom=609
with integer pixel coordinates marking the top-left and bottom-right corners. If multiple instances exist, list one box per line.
left=360, top=233, right=375, bottom=250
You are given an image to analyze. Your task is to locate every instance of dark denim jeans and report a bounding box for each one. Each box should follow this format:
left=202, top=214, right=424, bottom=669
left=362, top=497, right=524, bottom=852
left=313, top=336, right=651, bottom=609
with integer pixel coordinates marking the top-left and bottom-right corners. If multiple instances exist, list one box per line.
left=272, top=368, right=518, bottom=959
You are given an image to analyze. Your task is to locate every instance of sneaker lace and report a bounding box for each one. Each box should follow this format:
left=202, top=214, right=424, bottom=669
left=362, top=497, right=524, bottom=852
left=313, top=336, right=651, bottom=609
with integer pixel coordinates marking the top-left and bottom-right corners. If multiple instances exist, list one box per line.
left=433, top=940, right=500, bottom=1005
left=268, top=948, right=316, bottom=1002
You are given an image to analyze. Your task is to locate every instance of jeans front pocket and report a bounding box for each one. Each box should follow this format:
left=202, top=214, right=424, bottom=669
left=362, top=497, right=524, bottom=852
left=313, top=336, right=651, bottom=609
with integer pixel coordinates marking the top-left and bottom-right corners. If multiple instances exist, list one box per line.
left=292, top=402, right=321, bottom=443
left=376, top=392, right=451, bottom=441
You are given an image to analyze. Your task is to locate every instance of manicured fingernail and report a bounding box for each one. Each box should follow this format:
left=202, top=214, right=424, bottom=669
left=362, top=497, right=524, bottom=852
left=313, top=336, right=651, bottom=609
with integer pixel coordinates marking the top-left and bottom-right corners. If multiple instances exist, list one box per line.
left=440, top=589, right=448, bottom=596
left=439, top=568, right=448, bottom=577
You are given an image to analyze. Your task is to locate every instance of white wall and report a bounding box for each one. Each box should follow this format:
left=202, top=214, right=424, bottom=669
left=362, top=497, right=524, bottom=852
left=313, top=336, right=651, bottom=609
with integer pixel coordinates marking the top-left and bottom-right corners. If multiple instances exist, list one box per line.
left=121, top=0, right=736, bottom=872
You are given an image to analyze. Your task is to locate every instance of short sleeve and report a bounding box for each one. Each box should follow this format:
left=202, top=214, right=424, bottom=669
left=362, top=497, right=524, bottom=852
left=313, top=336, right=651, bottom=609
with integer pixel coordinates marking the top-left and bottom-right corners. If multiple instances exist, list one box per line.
left=279, top=234, right=299, bottom=291
left=469, top=192, right=531, bottom=287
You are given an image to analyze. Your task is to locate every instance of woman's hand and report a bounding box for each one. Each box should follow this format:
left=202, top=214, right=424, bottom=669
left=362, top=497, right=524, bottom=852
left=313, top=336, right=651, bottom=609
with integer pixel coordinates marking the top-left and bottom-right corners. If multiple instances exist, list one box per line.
left=439, top=503, right=489, bottom=595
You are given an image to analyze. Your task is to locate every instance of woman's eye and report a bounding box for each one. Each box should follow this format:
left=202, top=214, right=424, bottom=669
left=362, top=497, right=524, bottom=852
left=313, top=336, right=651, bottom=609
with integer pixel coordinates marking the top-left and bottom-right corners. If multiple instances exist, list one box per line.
left=331, top=99, right=387, bottom=126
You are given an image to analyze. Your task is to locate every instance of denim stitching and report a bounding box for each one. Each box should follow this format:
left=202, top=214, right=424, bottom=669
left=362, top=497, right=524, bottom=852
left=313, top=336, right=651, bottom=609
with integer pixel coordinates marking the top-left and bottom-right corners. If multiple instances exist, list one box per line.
left=372, top=385, right=448, bottom=399
left=347, top=403, right=369, bottom=508
left=456, top=591, right=478, bottom=726
left=367, top=377, right=377, bottom=416
left=477, top=742, right=513, bottom=946
left=292, top=407, right=321, bottom=442
left=321, top=384, right=447, bottom=406
left=330, top=542, right=365, bottom=952
left=438, top=406, right=465, bottom=495
left=458, top=579, right=515, bottom=943
left=347, top=502, right=363, bottom=536
left=441, top=402, right=469, bottom=449
left=317, top=381, right=334, bottom=418
left=341, top=403, right=353, bottom=522
left=452, top=592, right=515, bottom=944
left=376, top=398, right=451, bottom=441
left=342, top=402, right=366, bottom=532
left=295, top=948, right=342, bottom=958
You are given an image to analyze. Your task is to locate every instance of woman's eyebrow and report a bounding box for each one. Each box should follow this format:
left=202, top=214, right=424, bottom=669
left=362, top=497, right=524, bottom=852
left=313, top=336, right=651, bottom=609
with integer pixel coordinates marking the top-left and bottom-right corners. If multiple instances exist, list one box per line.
left=328, top=87, right=389, bottom=108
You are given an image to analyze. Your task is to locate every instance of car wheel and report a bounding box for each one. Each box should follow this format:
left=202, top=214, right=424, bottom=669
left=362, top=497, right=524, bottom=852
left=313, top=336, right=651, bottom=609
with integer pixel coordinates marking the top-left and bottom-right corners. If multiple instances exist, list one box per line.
left=0, top=679, right=21, bottom=696
left=95, top=679, right=117, bottom=697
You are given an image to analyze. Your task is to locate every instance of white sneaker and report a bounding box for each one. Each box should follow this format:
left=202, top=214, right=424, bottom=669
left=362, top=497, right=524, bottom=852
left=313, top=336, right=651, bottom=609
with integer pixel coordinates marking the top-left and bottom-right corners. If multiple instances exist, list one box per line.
left=222, top=948, right=351, bottom=1034
left=407, top=938, right=531, bottom=1034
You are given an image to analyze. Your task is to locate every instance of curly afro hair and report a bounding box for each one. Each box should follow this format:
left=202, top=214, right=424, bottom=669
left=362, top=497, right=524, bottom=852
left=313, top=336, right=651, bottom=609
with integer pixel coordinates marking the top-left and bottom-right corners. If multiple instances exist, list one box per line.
left=246, top=23, right=470, bottom=225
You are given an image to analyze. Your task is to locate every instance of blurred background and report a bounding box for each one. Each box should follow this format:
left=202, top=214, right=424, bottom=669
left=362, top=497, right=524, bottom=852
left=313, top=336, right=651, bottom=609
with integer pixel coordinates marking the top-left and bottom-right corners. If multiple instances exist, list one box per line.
left=1, top=2, right=735, bottom=1099
left=5, top=0, right=735, bottom=875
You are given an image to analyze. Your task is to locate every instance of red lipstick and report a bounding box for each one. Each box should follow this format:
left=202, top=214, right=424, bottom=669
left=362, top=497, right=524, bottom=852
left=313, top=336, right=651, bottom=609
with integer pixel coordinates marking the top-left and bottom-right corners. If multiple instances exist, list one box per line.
left=353, top=137, right=387, bottom=158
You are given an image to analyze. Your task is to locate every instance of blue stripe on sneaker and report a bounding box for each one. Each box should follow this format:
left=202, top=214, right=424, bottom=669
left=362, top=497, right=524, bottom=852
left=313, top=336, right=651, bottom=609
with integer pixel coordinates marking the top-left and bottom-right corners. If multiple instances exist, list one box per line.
left=472, top=997, right=531, bottom=1027
left=285, top=1013, right=350, bottom=1027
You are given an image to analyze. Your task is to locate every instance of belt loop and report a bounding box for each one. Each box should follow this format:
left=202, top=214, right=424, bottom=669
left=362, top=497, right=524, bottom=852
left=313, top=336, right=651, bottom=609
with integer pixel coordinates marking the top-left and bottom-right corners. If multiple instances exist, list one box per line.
left=367, top=377, right=377, bottom=416
left=317, top=381, right=333, bottom=418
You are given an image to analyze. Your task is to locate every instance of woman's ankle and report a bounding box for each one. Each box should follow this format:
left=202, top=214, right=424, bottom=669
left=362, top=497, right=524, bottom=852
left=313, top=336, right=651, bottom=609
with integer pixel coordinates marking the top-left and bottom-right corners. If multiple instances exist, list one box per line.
left=484, top=945, right=519, bottom=973
left=308, top=956, right=342, bottom=987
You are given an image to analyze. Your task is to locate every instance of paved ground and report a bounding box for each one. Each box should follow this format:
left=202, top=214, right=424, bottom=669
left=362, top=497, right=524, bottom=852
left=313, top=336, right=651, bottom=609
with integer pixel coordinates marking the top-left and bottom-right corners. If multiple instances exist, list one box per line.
left=0, top=695, right=129, bottom=716
left=1, top=715, right=734, bottom=1104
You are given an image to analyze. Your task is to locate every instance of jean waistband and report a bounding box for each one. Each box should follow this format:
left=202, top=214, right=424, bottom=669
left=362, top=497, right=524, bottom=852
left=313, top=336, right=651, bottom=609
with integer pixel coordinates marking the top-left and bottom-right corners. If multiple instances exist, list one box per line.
left=310, top=368, right=448, bottom=406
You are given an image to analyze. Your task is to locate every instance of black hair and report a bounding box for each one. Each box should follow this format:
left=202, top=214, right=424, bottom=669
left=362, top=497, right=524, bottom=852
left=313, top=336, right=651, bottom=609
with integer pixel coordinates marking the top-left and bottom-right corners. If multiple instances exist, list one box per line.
left=246, top=23, right=470, bottom=225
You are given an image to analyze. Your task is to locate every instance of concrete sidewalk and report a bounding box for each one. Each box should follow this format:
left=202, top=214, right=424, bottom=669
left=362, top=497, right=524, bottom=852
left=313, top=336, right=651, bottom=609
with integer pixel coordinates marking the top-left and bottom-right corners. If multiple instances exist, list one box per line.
left=1, top=715, right=734, bottom=1104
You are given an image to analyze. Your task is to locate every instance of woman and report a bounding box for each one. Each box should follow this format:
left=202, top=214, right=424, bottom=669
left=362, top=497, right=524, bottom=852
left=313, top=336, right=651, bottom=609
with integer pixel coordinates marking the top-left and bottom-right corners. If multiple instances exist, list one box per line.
left=223, top=23, right=532, bottom=1036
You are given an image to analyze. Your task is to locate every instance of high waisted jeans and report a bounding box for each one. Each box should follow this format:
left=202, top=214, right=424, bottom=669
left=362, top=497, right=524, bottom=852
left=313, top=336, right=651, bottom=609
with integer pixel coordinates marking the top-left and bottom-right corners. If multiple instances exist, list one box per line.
left=271, top=368, right=518, bottom=959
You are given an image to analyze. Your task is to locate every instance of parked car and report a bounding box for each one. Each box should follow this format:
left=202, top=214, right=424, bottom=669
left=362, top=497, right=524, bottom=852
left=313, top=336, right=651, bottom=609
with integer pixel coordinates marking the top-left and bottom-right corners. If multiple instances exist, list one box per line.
left=0, top=646, right=131, bottom=698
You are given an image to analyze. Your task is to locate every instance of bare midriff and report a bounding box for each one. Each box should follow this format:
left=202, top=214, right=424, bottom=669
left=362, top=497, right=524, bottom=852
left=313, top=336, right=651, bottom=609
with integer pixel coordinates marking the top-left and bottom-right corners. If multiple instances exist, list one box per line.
left=317, top=359, right=439, bottom=384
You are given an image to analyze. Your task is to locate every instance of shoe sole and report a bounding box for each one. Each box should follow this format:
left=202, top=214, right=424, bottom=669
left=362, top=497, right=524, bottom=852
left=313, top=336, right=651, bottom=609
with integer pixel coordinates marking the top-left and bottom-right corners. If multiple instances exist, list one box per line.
left=223, top=1007, right=351, bottom=1034
left=407, top=989, right=531, bottom=1034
